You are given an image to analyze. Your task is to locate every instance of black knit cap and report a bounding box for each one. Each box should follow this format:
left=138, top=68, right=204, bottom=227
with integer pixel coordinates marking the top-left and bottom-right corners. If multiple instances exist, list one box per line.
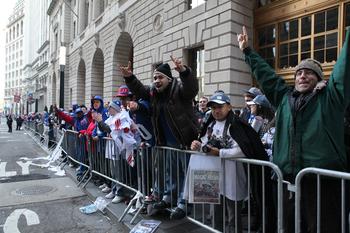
left=155, top=63, right=173, bottom=80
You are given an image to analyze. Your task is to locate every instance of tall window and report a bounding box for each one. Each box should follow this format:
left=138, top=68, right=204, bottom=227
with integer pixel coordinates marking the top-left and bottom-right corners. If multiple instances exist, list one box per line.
left=257, top=25, right=276, bottom=68
left=256, top=6, right=340, bottom=70
left=55, top=32, right=58, bottom=51
left=313, top=8, right=338, bottom=63
left=279, top=19, right=299, bottom=68
left=300, top=16, right=312, bottom=61
left=73, top=21, right=76, bottom=38
left=189, top=0, right=205, bottom=9
left=188, top=47, right=205, bottom=98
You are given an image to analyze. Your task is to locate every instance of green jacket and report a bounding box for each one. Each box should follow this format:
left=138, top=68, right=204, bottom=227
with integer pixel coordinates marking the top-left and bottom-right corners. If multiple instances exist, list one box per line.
left=243, top=30, right=350, bottom=177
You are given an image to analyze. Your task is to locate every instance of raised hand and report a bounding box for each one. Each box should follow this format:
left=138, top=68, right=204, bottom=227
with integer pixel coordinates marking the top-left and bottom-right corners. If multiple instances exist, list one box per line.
left=170, top=55, right=185, bottom=72
left=237, top=26, right=249, bottom=51
left=314, top=80, right=328, bottom=92
left=95, top=113, right=103, bottom=122
left=119, top=61, right=133, bottom=77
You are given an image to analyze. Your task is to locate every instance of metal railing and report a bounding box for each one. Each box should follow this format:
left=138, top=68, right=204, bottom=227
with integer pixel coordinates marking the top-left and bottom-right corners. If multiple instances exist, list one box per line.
left=295, top=168, right=350, bottom=233
left=24, top=125, right=350, bottom=233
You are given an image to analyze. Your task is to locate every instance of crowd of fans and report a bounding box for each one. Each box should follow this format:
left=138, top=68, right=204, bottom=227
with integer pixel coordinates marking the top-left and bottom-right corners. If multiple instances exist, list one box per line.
left=4, top=26, right=348, bottom=233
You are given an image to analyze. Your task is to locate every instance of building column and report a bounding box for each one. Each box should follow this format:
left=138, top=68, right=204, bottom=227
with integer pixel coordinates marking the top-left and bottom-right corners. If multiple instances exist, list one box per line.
left=93, top=0, right=100, bottom=20
left=88, top=0, right=93, bottom=23
left=78, top=0, right=86, bottom=33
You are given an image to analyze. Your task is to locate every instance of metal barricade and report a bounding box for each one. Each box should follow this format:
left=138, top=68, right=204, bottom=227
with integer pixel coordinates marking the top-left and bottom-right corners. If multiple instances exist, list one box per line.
left=146, top=146, right=284, bottom=233
left=26, top=127, right=287, bottom=232
left=295, top=168, right=350, bottom=233
left=25, top=121, right=35, bottom=131
left=59, top=130, right=90, bottom=185
left=24, top=127, right=350, bottom=233
left=85, top=136, right=144, bottom=223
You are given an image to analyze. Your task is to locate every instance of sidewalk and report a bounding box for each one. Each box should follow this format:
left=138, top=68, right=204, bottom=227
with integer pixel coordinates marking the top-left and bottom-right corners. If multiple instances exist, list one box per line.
left=64, top=165, right=212, bottom=233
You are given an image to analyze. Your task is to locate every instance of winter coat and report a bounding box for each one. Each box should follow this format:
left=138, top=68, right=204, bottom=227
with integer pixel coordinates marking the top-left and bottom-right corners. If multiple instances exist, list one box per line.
left=243, top=29, right=350, bottom=177
left=7, top=116, right=13, bottom=125
left=129, top=99, right=155, bottom=146
left=90, top=96, right=108, bottom=137
left=124, top=66, right=199, bottom=148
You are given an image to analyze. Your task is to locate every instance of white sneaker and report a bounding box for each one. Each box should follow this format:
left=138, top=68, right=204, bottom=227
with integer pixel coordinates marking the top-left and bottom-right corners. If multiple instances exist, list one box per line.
left=101, top=187, right=111, bottom=193
left=98, top=183, right=107, bottom=189
left=112, top=195, right=124, bottom=204
left=105, top=191, right=115, bottom=199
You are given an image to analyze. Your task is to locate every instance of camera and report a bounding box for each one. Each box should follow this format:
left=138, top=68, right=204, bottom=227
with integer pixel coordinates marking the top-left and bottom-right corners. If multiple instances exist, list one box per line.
left=202, top=138, right=227, bottom=153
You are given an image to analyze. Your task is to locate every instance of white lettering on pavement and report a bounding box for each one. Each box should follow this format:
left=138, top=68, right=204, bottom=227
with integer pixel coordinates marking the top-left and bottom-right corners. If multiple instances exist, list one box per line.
left=16, top=161, right=31, bottom=175
left=0, top=162, right=17, bottom=177
left=3, top=209, right=40, bottom=233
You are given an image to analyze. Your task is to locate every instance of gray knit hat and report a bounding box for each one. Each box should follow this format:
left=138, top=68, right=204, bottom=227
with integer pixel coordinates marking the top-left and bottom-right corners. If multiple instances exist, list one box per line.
left=109, top=100, right=121, bottom=111
left=295, top=58, right=323, bottom=80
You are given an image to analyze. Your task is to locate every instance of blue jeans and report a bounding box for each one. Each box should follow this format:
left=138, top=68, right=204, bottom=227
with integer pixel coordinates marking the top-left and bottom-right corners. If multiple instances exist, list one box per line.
left=162, top=149, right=190, bottom=208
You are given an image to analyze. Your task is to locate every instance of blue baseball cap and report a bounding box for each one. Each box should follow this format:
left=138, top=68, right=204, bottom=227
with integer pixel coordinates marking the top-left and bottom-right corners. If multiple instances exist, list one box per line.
left=244, top=87, right=263, bottom=97
left=246, top=95, right=271, bottom=108
left=74, top=107, right=83, bottom=114
left=207, top=92, right=231, bottom=107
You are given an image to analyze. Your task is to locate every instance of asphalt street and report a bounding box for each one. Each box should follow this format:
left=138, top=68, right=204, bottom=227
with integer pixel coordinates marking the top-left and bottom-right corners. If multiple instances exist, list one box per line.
left=0, top=117, right=128, bottom=233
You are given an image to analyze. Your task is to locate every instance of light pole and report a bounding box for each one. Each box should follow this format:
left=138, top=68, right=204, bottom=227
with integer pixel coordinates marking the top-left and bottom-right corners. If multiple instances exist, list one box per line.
left=59, top=46, right=66, bottom=108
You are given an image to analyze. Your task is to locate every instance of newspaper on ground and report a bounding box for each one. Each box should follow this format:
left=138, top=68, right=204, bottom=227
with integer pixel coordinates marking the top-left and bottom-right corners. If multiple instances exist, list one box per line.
left=129, top=219, right=161, bottom=233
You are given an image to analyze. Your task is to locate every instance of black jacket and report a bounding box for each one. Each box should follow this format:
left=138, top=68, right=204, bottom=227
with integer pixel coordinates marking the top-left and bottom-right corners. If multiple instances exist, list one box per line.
left=200, top=111, right=268, bottom=160
left=124, top=67, right=199, bottom=148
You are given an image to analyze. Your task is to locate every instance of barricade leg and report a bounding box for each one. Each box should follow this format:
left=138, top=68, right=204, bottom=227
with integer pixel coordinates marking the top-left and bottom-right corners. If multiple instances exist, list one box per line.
left=151, top=148, right=164, bottom=201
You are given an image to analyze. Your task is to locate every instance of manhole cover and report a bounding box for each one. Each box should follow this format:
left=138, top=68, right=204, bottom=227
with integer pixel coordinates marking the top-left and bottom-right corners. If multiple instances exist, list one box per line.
left=15, top=185, right=54, bottom=196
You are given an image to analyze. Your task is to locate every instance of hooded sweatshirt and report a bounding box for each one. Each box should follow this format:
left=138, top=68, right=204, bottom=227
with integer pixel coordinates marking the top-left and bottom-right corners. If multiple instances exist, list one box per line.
left=91, top=96, right=108, bottom=137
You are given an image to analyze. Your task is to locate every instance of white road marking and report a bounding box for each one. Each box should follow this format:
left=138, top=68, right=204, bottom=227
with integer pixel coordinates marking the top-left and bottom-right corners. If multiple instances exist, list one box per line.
left=16, top=161, right=31, bottom=175
left=0, top=162, right=17, bottom=177
left=3, top=209, right=40, bottom=233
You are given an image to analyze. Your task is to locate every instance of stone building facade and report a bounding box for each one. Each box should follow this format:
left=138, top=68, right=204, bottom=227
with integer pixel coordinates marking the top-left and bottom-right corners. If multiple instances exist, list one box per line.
left=47, top=0, right=255, bottom=109
left=23, top=0, right=50, bottom=113
left=4, top=0, right=25, bottom=115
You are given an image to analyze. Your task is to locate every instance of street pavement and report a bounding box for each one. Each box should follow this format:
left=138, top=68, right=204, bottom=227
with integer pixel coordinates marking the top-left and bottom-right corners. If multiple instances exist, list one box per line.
left=0, top=118, right=129, bottom=233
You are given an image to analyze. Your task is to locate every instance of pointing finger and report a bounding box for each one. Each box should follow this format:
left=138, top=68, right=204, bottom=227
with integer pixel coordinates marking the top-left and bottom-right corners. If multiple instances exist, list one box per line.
left=170, top=55, right=176, bottom=63
left=242, top=26, right=247, bottom=36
